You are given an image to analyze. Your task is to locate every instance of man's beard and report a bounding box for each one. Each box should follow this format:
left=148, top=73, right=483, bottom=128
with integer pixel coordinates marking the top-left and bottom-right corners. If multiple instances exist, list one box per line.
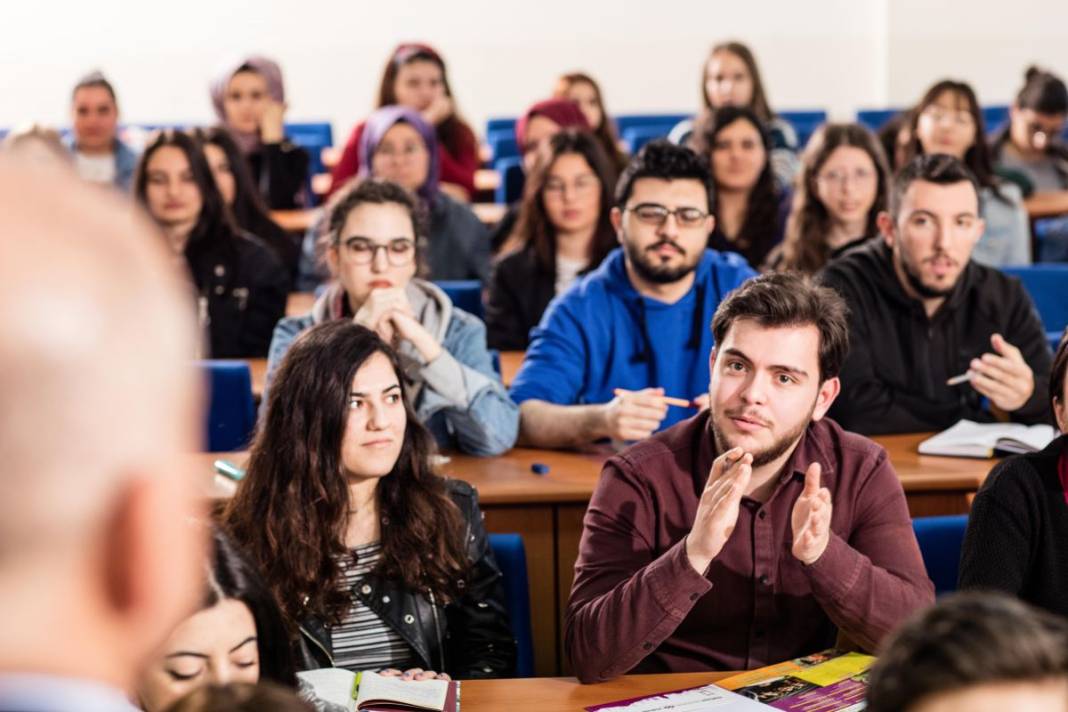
left=624, top=236, right=700, bottom=284
left=896, top=247, right=957, bottom=299
left=709, top=399, right=817, bottom=468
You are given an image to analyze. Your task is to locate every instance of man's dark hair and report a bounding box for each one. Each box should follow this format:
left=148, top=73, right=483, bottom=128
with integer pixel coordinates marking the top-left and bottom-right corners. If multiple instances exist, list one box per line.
left=614, top=139, right=714, bottom=211
left=71, top=70, right=117, bottom=104
left=890, top=153, right=982, bottom=219
left=1017, top=66, right=1068, bottom=116
left=867, top=592, right=1068, bottom=712
left=711, top=272, right=849, bottom=382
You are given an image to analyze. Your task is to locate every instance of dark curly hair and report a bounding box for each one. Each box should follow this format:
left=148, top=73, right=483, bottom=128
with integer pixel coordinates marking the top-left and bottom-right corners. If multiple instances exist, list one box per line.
left=614, top=139, right=714, bottom=210
left=221, top=321, right=469, bottom=629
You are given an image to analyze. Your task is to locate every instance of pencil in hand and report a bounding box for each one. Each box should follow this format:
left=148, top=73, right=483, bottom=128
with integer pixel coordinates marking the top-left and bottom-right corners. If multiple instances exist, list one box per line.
left=613, top=388, right=696, bottom=409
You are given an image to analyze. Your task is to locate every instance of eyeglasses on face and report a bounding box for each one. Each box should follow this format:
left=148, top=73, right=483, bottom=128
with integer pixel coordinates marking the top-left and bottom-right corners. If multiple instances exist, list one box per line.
left=336, top=236, right=416, bottom=266
left=625, top=202, right=709, bottom=228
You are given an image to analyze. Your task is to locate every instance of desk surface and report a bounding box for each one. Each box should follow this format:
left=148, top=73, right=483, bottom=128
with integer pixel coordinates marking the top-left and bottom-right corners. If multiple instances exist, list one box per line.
left=202, top=432, right=997, bottom=504
left=461, top=672, right=731, bottom=710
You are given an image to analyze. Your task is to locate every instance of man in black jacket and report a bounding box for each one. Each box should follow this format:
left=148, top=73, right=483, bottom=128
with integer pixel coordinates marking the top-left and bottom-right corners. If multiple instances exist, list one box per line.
left=821, top=154, right=1051, bottom=435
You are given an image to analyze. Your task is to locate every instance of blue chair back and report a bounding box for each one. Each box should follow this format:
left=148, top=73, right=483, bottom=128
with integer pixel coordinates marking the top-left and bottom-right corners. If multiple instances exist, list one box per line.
left=486, top=117, right=517, bottom=134
left=198, top=361, right=256, bottom=452
left=778, top=109, right=828, bottom=148
left=488, top=533, right=534, bottom=677
left=436, top=280, right=483, bottom=319
left=981, top=105, right=1010, bottom=130
left=614, top=113, right=690, bottom=134
left=912, top=515, right=969, bottom=595
left=620, top=124, right=674, bottom=154
left=1001, top=265, right=1068, bottom=349
left=487, top=130, right=519, bottom=161
left=856, top=109, right=902, bottom=131
left=285, top=121, right=333, bottom=175
left=493, top=156, right=525, bottom=204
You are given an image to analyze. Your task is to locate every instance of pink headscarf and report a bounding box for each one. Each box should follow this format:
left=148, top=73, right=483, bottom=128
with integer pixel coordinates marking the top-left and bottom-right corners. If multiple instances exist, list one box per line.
left=209, top=55, right=286, bottom=154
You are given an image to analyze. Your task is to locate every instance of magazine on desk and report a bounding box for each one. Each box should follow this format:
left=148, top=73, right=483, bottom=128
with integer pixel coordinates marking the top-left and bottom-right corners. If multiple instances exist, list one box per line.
left=298, top=669, right=460, bottom=712
left=586, top=649, right=873, bottom=711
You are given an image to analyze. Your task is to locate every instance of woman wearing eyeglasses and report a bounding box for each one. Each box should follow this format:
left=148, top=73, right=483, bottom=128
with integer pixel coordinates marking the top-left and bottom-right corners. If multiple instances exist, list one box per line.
left=767, top=123, right=890, bottom=274
left=907, top=79, right=1031, bottom=267
left=485, top=129, right=618, bottom=350
left=265, top=179, right=517, bottom=456
left=990, top=67, right=1068, bottom=221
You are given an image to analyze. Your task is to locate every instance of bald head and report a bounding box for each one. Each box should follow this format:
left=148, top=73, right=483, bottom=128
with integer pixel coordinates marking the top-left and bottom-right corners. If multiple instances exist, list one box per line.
left=0, top=156, right=204, bottom=685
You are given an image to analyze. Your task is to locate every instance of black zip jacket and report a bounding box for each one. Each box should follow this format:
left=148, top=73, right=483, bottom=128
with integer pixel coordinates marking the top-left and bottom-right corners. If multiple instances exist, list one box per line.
left=188, top=231, right=288, bottom=358
left=819, top=239, right=1052, bottom=435
left=296, top=479, right=517, bottom=678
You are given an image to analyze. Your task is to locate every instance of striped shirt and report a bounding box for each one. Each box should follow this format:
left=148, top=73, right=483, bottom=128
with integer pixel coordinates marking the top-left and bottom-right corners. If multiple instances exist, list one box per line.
left=331, top=542, right=418, bottom=672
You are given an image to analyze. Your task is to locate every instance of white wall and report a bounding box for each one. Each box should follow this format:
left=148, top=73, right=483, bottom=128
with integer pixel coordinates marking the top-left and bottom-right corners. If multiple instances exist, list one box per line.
left=1, top=0, right=1065, bottom=141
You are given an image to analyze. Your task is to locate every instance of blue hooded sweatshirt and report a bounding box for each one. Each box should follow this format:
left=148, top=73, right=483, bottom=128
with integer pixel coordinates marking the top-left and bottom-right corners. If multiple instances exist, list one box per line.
left=509, top=247, right=756, bottom=432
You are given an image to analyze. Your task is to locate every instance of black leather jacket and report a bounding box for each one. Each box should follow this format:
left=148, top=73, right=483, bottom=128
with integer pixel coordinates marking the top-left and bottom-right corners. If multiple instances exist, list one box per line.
left=295, top=479, right=517, bottom=678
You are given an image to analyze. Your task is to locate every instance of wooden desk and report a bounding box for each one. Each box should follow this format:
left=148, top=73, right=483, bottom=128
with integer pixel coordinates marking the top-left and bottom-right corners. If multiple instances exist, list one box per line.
left=500, top=350, right=523, bottom=387
left=200, top=434, right=996, bottom=676
left=271, top=209, right=320, bottom=234
left=462, top=671, right=731, bottom=710
left=473, top=203, right=507, bottom=225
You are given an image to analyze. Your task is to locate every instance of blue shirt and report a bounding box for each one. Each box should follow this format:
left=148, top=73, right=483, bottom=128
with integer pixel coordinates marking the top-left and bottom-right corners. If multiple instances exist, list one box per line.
left=510, top=247, right=755, bottom=432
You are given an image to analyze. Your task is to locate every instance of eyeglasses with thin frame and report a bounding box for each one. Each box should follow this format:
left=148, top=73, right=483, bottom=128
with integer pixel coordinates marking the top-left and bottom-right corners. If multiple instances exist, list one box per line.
left=336, top=236, right=416, bottom=266
left=625, top=202, right=709, bottom=228
left=816, top=167, right=876, bottom=187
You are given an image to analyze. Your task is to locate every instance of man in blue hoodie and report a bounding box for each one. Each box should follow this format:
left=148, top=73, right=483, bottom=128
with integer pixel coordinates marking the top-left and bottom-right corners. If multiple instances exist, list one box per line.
left=511, top=140, right=756, bottom=449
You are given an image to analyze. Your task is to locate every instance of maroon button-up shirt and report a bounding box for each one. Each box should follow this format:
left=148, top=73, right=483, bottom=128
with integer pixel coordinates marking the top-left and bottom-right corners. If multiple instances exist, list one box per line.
left=564, top=411, right=934, bottom=683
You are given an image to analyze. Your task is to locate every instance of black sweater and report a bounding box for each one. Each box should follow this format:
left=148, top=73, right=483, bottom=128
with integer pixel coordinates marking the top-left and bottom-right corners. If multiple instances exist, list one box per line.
left=959, top=435, right=1068, bottom=617
left=820, top=239, right=1052, bottom=435
left=485, top=245, right=558, bottom=351
left=247, top=140, right=310, bottom=210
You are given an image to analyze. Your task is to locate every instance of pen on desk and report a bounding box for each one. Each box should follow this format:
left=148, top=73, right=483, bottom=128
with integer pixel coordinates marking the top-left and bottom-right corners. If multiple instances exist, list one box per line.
left=946, top=371, right=975, bottom=386
left=613, top=388, right=695, bottom=409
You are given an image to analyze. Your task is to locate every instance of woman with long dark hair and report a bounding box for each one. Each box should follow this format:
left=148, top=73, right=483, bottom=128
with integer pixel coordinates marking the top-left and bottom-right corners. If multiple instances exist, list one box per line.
left=670, top=41, right=799, bottom=186
left=329, top=43, right=479, bottom=200
left=770, top=123, right=890, bottom=274
left=197, top=126, right=299, bottom=284
left=209, top=55, right=309, bottom=210
left=693, top=106, right=789, bottom=268
left=553, top=72, right=628, bottom=174
left=224, top=320, right=516, bottom=677
left=486, top=129, right=618, bottom=350
left=908, top=79, right=1031, bottom=266
left=134, top=129, right=288, bottom=358
left=138, top=530, right=297, bottom=711
left=266, top=178, right=516, bottom=456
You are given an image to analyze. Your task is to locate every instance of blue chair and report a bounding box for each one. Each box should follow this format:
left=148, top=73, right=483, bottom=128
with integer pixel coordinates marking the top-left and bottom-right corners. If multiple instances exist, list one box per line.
left=198, top=361, right=256, bottom=452
left=1035, top=216, right=1068, bottom=263
left=486, top=117, right=517, bottom=135
left=1002, top=265, right=1068, bottom=350
left=620, top=124, right=674, bottom=154
left=436, top=280, right=483, bottom=319
left=493, top=156, right=525, bottom=205
left=487, top=130, right=519, bottom=161
left=856, top=109, right=902, bottom=131
left=779, top=109, right=828, bottom=148
left=614, top=113, right=690, bottom=135
left=488, top=533, right=535, bottom=677
left=285, top=121, right=333, bottom=174
left=912, top=515, right=969, bottom=595
left=981, top=105, right=1010, bottom=130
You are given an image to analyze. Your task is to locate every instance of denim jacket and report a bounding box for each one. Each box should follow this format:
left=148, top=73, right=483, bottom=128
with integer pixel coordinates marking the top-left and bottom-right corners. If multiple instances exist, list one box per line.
left=265, top=280, right=518, bottom=456
left=63, top=136, right=139, bottom=192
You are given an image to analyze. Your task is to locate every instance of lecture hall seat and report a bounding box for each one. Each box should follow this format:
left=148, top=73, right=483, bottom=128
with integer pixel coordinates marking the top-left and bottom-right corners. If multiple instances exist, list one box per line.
left=198, top=360, right=257, bottom=452
left=493, top=156, right=525, bottom=205
left=912, top=515, right=969, bottom=595
left=488, top=533, right=535, bottom=677
left=435, top=280, right=484, bottom=320
left=1001, top=264, right=1068, bottom=350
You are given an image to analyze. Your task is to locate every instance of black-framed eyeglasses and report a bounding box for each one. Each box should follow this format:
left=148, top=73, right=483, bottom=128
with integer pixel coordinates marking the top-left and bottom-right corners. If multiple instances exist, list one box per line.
left=625, top=203, right=709, bottom=228
left=336, top=236, right=416, bottom=266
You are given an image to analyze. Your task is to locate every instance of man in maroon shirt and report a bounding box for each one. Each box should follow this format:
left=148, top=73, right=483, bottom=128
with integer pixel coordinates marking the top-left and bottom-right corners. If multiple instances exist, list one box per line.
left=565, top=272, right=934, bottom=683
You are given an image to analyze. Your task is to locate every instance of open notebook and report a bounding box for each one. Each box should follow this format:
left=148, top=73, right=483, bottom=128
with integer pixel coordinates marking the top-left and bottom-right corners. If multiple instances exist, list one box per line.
left=918, top=419, right=1058, bottom=458
left=298, top=669, right=459, bottom=712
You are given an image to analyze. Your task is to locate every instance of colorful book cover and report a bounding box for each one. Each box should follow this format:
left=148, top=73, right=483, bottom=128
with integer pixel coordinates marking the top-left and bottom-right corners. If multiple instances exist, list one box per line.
left=718, top=649, right=873, bottom=711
